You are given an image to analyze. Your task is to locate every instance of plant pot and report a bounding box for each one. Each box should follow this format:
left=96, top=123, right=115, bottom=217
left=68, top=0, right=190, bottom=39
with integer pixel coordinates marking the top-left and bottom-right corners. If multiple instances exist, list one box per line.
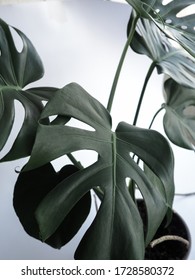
left=137, top=200, right=191, bottom=260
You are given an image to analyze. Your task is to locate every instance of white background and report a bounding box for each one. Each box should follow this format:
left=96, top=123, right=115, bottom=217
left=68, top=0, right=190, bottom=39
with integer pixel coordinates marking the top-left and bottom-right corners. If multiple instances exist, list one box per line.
left=0, top=0, right=194, bottom=259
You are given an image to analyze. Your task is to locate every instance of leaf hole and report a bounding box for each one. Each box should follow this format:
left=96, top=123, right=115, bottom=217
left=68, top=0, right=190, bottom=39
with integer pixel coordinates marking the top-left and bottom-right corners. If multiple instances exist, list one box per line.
left=176, top=4, right=195, bottom=18
left=162, top=0, right=173, bottom=6
left=51, top=154, right=72, bottom=172
left=9, top=26, right=24, bottom=53
left=71, top=150, right=98, bottom=168
left=92, top=191, right=101, bottom=212
left=129, top=152, right=139, bottom=163
left=129, top=152, right=134, bottom=158
left=51, top=150, right=98, bottom=171
left=125, top=177, right=131, bottom=188
left=49, top=114, right=58, bottom=122
left=47, top=114, right=70, bottom=126
left=65, top=117, right=95, bottom=132
left=181, top=25, right=188, bottom=30
left=0, top=100, right=25, bottom=158
left=165, top=19, right=172, bottom=24
left=152, top=8, right=161, bottom=18
left=135, top=189, right=144, bottom=200
left=42, top=100, right=47, bottom=106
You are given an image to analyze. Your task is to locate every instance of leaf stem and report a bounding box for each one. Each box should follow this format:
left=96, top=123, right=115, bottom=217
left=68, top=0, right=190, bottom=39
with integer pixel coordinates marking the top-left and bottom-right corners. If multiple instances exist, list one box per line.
left=106, top=13, right=139, bottom=113
left=148, top=106, right=164, bottom=129
left=67, top=153, right=83, bottom=169
left=133, top=61, right=156, bottom=126
left=175, top=192, right=195, bottom=197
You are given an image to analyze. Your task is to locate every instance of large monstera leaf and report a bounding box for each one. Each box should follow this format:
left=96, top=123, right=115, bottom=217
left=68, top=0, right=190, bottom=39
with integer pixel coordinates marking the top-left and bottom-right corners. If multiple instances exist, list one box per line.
left=128, top=12, right=195, bottom=88
left=163, top=78, right=195, bottom=150
left=125, top=0, right=195, bottom=57
left=14, top=163, right=91, bottom=249
left=21, top=83, right=175, bottom=259
left=0, top=18, right=57, bottom=161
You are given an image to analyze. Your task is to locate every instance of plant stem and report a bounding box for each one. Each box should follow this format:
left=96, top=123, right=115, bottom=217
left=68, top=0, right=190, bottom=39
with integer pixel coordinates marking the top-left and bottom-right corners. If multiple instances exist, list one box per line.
left=67, top=153, right=83, bottom=169
left=175, top=192, right=195, bottom=197
left=133, top=61, right=156, bottom=126
left=148, top=106, right=164, bottom=129
left=107, top=13, right=139, bottom=113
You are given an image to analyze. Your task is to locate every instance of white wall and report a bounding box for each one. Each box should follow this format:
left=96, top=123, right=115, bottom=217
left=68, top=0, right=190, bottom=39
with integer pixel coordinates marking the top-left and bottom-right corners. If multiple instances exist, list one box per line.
left=0, top=0, right=194, bottom=259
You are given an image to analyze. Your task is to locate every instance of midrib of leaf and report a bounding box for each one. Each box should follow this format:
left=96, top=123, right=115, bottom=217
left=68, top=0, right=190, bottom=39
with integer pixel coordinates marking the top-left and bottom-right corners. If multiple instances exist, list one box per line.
left=9, top=30, right=27, bottom=87
left=0, top=91, right=4, bottom=119
left=8, top=39, right=19, bottom=87
left=158, top=49, right=181, bottom=62
left=0, top=85, right=22, bottom=91
left=20, top=48, right=27, bottom=87
left=109, top=132, right=117, bottom=256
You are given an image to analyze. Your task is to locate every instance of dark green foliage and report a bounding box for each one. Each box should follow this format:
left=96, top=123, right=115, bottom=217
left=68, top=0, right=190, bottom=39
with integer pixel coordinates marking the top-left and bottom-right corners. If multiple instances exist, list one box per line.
left=0, top=19, right=57, bottom=161
left=21, top=83, right=174, bottom=259
left=163, top=78, right=195, bottom=150
left=1, top=0, right=195, bottom=260
left=126, top=0, right=195, bottom=56
left=14, top=163, right=91, bottom=249
left=128, top=12, right=195, bottom=88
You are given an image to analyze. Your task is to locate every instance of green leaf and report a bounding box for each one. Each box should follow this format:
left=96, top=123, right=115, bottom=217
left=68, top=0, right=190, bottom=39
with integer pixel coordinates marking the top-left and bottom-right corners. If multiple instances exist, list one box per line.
left=128, top=12, right=195, bottom=88
left=125, top=0, right=195, bottom=57
left=13, top=163, right=91, bottom=249
left=163, top=78, right=195, bottom=150
left=23, top=83, right=174, bottom=259
left=0, top=18, right=57, bottom=161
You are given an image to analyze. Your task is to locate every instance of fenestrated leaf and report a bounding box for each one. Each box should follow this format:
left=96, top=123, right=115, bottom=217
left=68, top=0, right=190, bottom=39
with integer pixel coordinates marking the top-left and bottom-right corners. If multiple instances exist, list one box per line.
left=128, top=11, right=195, bottom=88
left=13, top=163, right=91, bottom=249
left=163, top=78, right=195, bottom=150
left=125, top=0, right=195, bottom=57
left=23, top=83, right=174, bottom=259
left=0, top=18, right=57, bottom=161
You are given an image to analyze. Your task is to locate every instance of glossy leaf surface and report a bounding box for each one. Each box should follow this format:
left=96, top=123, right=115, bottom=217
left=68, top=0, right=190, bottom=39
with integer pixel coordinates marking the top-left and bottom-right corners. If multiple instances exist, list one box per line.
left=163, top=78, right=195, bottom=150
left=0, top=19, right=57, bottom=161
left=128, top=12, right=195, bottom=88
left=125, top=0, right=195, bottom=57
left=22, top=83, right=175, bottom=259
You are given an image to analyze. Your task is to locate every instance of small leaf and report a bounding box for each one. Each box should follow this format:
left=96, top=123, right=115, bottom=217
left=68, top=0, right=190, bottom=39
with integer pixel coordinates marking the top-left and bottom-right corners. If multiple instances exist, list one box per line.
left=22, top=83, right=174, bottom=259
left=13, top=163, right=91, bottom=249
left=0, top=19, right=57, bottom=161
left=163, top=78, right=195, bottom=150
left=128, top=12, right=195, bottom=88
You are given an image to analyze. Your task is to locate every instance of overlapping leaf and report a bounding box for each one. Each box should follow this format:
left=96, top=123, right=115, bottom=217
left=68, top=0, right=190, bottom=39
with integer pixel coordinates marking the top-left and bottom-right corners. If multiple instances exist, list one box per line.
left=0, top=18, right=57, bottom=161
left=163, top=78, right=195, bottom=150
left=126, top=0, right=195, bottom=57
left=14, top=163, right=91, bottom=249
left=128, top=12, right=195, bottom=88
left=22, top=83, right=175, bottom=259
left=125, top=0, right=195, bottom=57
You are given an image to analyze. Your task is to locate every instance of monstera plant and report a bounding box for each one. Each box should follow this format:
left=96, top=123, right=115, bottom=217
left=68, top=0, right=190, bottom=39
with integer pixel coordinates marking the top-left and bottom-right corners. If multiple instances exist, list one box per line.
left=1, top=0, right=195, bottom=259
